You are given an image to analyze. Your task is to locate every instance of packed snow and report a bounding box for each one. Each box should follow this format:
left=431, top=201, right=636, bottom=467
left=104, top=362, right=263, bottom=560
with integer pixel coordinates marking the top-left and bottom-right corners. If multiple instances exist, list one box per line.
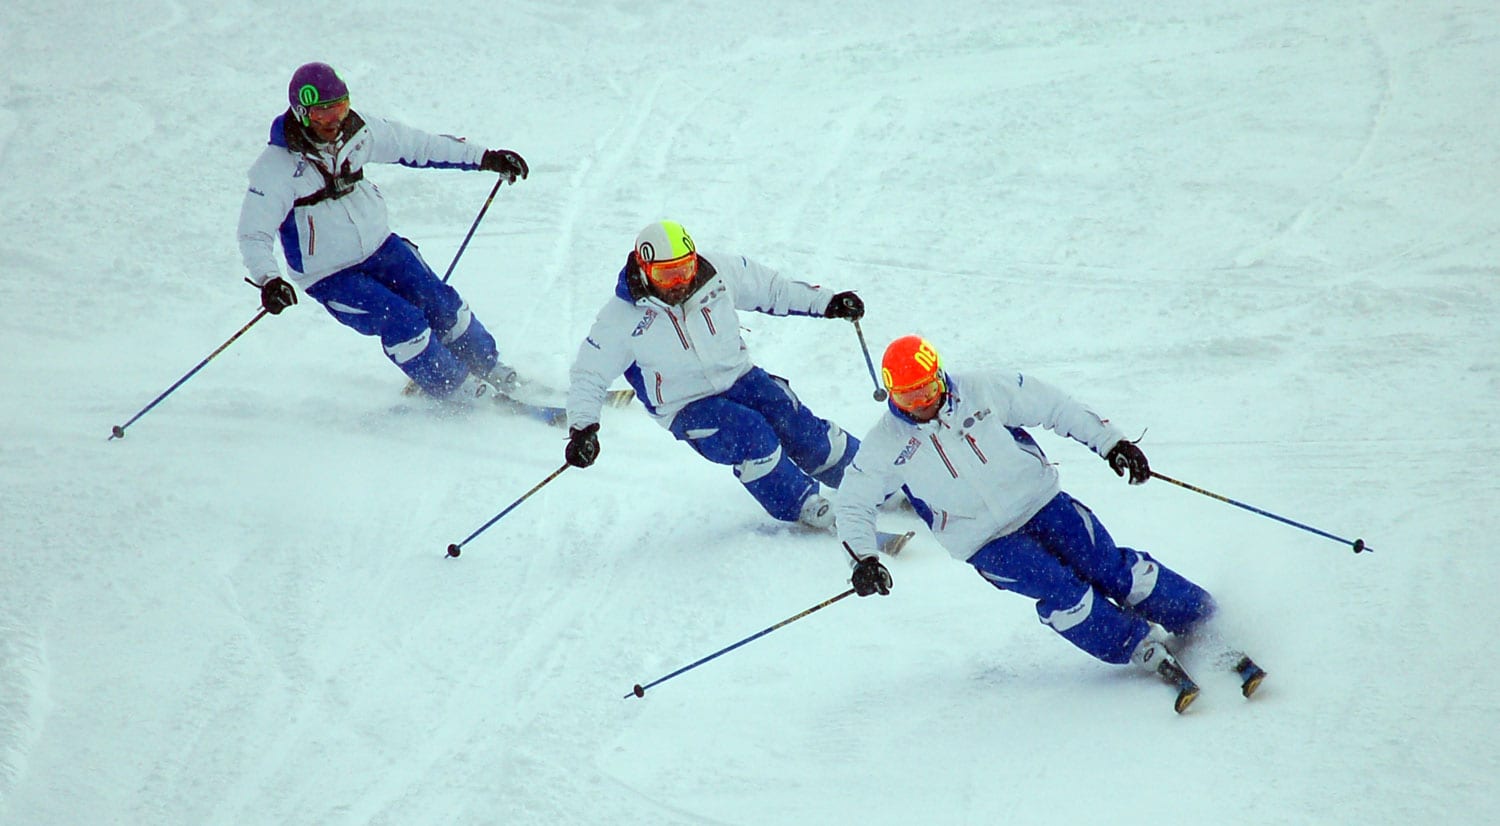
left=2, top=1, right=1497, bottom=823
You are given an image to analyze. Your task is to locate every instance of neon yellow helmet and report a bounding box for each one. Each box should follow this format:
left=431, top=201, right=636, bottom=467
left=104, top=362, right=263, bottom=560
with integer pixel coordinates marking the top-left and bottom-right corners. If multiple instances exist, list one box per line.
left=633, top=220, right=700, bottom=300
left=633, top=220, right=695, bottom=265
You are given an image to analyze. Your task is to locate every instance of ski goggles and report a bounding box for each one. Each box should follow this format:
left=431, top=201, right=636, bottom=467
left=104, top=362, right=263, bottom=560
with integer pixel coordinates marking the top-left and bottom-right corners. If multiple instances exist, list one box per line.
left=641, top=252, right=698, bottom=291
left=888, top=374, right=946, bottom=411
left=305, top=98, right=350, bottom=126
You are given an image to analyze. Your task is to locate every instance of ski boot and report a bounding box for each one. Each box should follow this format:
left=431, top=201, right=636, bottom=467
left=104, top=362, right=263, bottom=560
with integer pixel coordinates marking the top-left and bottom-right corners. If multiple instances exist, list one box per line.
left=797, top=494, right=835, bottom=530
left=1133, top=637, right=1201, bottom=714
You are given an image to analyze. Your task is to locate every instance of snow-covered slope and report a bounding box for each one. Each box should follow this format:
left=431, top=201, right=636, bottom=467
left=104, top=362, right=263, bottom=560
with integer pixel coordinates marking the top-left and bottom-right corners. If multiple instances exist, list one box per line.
left=3, top=1, right=1497, bottom=823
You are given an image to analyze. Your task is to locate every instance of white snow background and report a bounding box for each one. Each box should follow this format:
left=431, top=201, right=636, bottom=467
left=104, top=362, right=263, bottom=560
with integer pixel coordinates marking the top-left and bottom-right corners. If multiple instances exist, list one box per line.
left=2, top=1, right=1498, bottom=824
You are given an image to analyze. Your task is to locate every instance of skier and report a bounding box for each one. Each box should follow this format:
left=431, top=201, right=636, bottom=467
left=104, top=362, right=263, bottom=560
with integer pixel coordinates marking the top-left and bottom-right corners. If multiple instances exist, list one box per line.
left=835, top=335, right=1265, bottom=712
left=563, top=220, right=867, bottom=528
left=237, top=62, right=531, bottom=401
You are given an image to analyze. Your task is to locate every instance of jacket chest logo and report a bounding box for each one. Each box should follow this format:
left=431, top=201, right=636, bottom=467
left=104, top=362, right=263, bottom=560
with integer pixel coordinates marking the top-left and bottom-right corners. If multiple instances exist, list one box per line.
left=961, top=407, right=992, bottom=430
left=894, top=437, right=922, bottom=466
left=293, top=160, right=308, bottom=178
left=632, top=310, right=657, bottom=337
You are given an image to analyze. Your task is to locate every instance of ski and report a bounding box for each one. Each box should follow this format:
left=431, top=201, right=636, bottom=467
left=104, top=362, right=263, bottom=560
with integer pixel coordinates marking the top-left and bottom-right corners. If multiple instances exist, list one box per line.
left=485, top=389, right=634, bottom=428
left=877, top=530, right=916, bottom=557
left=491, top=393, right=569, bottom=427
left=401, top=377, right=634, bottom=426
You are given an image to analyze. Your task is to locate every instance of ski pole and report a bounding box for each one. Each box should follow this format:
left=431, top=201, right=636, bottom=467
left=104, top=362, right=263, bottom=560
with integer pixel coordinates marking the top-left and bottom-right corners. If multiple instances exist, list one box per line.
left=626, top=588, right=858, bottom=699
left=1149, top=471, right=1371, bottom=553
left=440, top=176, right=505, bottom=283
left=446, top=463, right=569, bottom=557
left=108, top=309, right=269, bottom=440
left=852, top=320, right=887, bottom=402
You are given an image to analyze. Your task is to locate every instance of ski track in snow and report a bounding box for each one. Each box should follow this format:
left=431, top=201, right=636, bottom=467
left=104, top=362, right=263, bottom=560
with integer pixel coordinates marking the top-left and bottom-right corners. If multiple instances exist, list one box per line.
left=3, top=2, right=1499, bottom=824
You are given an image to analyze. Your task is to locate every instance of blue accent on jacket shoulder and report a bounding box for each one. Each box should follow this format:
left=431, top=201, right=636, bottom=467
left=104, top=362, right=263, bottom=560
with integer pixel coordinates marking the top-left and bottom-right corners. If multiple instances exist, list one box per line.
left=269, top=114, right=290, bottom=148
left=614, top=261, right=636, bottom=303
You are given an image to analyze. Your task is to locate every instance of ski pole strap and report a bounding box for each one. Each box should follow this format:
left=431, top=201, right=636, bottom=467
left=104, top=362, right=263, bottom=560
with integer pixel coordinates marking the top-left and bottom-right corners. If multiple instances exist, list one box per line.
left=1149, top=471, right=1370, bottom=553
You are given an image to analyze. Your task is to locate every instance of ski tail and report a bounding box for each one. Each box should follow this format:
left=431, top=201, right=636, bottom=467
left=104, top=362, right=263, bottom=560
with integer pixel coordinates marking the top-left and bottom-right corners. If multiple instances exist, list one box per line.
left=1234, top=655, right=1267, bottom=699
left=876, top=530, right=916, bottom=556
left=604, top=388, right=635, bottom=408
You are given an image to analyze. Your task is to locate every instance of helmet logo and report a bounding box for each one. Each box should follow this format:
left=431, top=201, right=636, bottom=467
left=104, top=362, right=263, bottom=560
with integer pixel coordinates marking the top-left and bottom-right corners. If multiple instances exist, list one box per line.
left=297, top=84, right=323, bottom=107
left=637, top=241, right=656, bottom=262
left=911, top=341, right=939, bottom=371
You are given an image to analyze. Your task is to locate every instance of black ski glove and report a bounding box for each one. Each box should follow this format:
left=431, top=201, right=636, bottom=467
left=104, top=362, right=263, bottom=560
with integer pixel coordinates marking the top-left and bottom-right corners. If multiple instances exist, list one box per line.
left=565, top=422, right=600, bottom=468
left=824, top=291, right=865, bottom=321
left=258, top=277, right=297, bottom=315
left=480, top=149, right=529, bottom=183
left=1105, top=440, right=1150, bottom=485
left=850, top=555, right=892, bottom=596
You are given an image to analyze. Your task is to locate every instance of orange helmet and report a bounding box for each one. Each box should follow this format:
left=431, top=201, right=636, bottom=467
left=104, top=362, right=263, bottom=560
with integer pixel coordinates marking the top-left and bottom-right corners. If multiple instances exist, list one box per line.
left=881, top=335, right=946, bottom=412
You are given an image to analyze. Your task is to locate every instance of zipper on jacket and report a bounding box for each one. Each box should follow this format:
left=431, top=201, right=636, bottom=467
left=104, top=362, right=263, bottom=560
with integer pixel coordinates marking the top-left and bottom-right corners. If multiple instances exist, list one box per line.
left=666, top=308, right=690, bottom=350
left=701, top=306, right=717, bottom=335
left=930, top=434, right=959, bottom=478
left=964, top=434, right=987, bottom=463
left=654, top=372, right=664, bottom=404
left=308, top=215, right=317, bottom=256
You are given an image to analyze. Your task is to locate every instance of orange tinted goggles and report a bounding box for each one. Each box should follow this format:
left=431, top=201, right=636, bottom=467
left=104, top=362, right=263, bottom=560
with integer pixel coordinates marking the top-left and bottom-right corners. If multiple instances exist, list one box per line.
left=889, top=375, right=946, bottom=410
left=642, top=253, right=698, bottom=290
left=306, top=98, right=350, bottom=124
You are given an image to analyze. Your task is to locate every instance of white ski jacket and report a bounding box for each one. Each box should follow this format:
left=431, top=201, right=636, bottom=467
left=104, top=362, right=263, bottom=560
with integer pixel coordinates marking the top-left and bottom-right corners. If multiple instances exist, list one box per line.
left=835, top=370, right=1128, bottom=561
left=237, top=111, right=486, bottom=289
left=567, top=252, right=837, bottom=431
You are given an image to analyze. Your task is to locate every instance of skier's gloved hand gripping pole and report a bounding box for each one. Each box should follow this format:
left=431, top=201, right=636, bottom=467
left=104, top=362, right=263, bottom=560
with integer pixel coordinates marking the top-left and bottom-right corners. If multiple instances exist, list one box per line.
left=108, top=307, right=271, bottom=440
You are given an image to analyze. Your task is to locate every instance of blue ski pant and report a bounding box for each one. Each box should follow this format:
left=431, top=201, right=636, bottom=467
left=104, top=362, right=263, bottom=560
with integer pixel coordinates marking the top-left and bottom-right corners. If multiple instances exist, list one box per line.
left=668, top=367, right=858, bottom=522
left=966, top=491, right=1214, bottom=664
left=304, top=234, right=498, bottom=396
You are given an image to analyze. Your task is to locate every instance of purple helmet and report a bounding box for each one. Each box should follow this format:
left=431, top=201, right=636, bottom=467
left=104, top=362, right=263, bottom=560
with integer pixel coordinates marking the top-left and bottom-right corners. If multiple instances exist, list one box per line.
left=288, top=62, right=349, bottom=123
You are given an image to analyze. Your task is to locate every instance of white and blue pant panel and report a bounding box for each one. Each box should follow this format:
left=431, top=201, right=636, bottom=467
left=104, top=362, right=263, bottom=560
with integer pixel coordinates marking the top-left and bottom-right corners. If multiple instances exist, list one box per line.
left=304, top=234, right=498, bottom=396
left=668, top=367, right=857, bottom=522
left=965, top=491, right=1214, bottom=664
